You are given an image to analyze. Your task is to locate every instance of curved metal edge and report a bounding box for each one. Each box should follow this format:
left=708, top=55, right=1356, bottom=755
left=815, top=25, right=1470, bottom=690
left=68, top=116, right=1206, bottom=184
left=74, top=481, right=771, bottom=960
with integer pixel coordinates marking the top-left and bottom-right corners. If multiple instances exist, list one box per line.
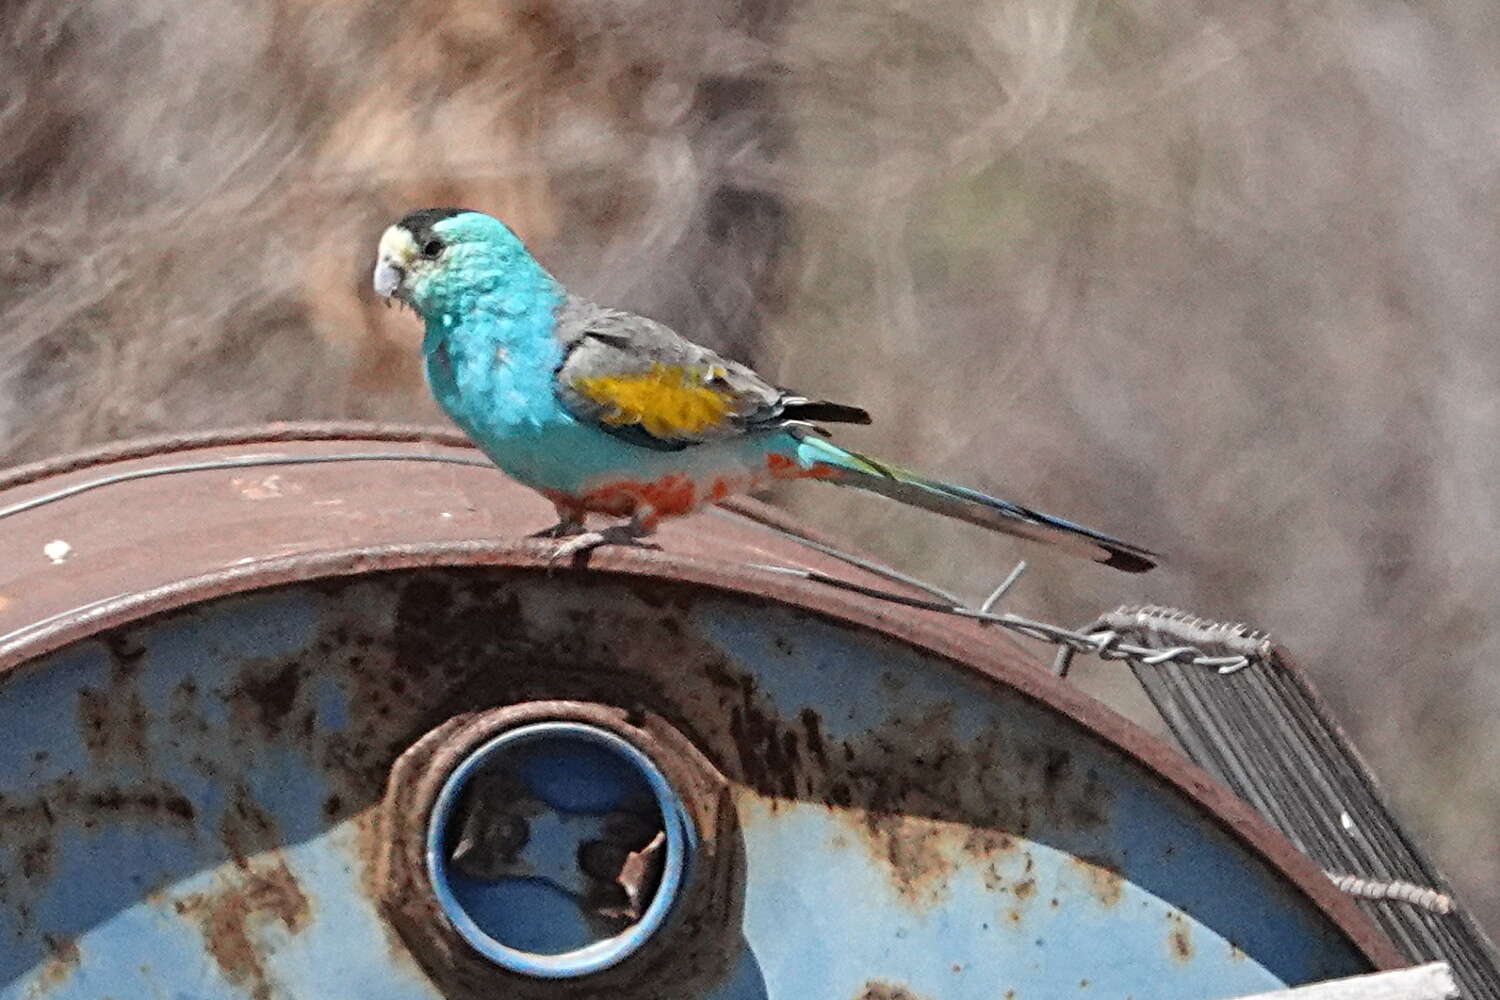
left=0, top=536, right=1405, bottom=970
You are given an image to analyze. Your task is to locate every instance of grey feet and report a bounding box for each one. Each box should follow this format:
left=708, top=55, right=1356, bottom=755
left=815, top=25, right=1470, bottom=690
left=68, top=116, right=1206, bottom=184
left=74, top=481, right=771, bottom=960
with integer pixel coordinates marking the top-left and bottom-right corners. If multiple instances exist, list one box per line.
left=547, top=522, right=660, bottom=566
left=528, top=518, right=587, bottom=539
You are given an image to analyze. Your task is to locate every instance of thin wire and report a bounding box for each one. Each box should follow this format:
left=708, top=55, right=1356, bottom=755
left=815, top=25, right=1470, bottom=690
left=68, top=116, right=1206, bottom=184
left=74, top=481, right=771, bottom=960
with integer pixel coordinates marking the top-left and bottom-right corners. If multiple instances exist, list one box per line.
left=748, top=563, right=1256, bottom=675
left=979, top=560, right=1027, bottom=614
left=708, top=505, right=967, bottom=607
left=0, top=452, right=495, bottom=520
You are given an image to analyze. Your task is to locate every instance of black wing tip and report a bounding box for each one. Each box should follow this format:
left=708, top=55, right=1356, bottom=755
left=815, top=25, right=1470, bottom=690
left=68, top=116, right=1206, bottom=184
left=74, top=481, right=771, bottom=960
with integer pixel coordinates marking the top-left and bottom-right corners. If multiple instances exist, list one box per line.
left=786, top=400, right=873, bottom=425
left=1101, top=546, right=1158, bottom=574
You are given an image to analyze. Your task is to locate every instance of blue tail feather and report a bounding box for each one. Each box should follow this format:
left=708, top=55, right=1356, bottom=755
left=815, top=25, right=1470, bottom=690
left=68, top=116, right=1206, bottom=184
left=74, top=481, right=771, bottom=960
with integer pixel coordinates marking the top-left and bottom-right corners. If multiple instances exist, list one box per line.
left=790, top=435, right=1156, bottom=573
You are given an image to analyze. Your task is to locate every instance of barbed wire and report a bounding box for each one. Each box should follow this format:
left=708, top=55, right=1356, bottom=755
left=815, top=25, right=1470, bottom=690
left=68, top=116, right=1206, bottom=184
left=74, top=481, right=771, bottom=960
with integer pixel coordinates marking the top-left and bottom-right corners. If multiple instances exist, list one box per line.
left=1325, top=873, right=1455, bottom=915
left=744, top=561, right=1257, bottom=673
left=719, top=513, right=1462, bottom=916
left=710, top=505, right=1260, bottom=677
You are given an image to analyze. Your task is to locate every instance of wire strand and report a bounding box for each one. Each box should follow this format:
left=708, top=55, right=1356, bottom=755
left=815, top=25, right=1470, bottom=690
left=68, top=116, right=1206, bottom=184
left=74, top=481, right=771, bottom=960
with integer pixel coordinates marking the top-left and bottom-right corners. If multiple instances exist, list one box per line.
left=0, top=452, right=494, bottom=520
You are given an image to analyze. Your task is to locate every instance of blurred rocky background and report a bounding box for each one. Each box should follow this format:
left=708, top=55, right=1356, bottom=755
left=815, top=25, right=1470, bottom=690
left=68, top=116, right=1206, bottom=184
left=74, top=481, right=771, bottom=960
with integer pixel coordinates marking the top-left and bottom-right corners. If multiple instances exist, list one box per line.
left=3, top=0, right=1498, bottom=931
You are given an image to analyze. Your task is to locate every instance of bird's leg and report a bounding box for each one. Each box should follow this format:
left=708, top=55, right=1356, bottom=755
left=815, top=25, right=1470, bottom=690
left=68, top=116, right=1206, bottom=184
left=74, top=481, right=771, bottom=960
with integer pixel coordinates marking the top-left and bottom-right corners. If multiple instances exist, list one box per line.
left=547, top=509, right=661, bottom=567
left=528, top=517, right=587, bottom=539
left=528, top=500, right=588, bottom=539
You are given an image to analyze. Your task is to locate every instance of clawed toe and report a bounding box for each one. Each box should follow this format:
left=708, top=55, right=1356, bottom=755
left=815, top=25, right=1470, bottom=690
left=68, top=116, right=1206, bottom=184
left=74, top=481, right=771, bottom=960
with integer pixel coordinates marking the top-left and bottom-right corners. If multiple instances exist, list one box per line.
left=528, top=520, right=587, bottom=539
left=546, top=525, right=659, bottom=568
left=548, top=530, right=610, bottom=565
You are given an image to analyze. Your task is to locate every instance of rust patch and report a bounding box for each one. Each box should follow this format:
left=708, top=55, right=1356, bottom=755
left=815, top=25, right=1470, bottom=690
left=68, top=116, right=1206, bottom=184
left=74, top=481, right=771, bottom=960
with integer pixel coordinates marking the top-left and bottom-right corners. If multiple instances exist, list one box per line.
left=854, top=810, right=956, bottom=908
left=71, top=630, right=152, bottom=763
left=1016, top=745, right=1111, bottom=831
left=76, top=686, right=148, bottom=763
left=1013, top=877, right=1036, bottom=901
left=34, top=934, right=80, bottom=992
left=800, top=707, right=827, bottom=767
left=85, top=785, right=195, bottom=823
left=0, top=776, right=193, bottom=841
left=167, top=677, right=210, bottom=740
left=102, top=633, right=148, bottom=678
left=858, top=981, right=929, bottom=1000
left=1069, top=854, right=1124, bottom=907
left=728, top=691, right=799, bottom=799
left=235, top=660, right=304, bottom=735
left=1167, top=912, right=1194, bottom=962
left=961, top=828, right=1017, bottom=858
left=19, top=837, right=53, bottom=881
left=220, top=787, right=282, bottom=867
left=174, top=857, right=311, bottom=1000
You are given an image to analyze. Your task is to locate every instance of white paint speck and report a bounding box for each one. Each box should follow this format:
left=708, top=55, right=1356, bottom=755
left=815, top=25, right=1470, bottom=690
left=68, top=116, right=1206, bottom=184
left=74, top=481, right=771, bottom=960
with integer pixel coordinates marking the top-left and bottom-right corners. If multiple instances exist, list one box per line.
left=44, top=539, right=72, bottom=564
left=1340, top=811, right=1356, bottom=833
left=232, top=474, right=293, bottom=500
left=439, top=512, right=454, bottom=519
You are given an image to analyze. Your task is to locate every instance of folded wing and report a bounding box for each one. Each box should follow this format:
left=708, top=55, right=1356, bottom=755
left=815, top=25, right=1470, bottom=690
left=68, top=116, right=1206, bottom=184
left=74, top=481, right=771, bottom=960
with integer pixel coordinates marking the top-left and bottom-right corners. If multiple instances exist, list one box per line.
left=552, top=298, right=869, bottom=451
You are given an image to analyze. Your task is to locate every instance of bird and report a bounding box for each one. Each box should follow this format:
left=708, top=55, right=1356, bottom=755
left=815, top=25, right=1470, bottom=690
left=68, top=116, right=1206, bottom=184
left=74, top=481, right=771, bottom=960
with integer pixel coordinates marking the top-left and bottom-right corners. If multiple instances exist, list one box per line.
left=373, top=208, right=1156, bottom=572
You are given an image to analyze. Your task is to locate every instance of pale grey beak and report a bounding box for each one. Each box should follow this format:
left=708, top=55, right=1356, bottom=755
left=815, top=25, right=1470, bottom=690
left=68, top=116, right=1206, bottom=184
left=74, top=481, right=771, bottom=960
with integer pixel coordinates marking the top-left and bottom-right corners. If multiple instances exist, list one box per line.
left=373, top=258, right=404, bottom=299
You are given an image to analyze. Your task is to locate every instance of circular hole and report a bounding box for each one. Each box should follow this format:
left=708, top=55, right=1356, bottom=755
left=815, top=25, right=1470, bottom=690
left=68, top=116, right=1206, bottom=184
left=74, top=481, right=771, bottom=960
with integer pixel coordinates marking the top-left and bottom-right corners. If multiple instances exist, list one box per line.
left=426, top=721, right=693, bottom=978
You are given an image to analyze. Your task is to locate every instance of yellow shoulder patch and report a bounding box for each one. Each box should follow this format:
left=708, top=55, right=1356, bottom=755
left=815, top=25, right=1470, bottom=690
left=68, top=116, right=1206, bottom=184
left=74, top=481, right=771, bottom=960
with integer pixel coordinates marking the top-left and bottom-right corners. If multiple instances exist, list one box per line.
left=573, top=363, right=735, bottom=439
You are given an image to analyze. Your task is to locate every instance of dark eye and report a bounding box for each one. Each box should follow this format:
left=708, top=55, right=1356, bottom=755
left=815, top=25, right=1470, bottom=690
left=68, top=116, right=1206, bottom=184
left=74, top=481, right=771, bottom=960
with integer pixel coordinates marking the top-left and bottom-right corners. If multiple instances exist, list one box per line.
left=421, top=239, right=444, bottom=257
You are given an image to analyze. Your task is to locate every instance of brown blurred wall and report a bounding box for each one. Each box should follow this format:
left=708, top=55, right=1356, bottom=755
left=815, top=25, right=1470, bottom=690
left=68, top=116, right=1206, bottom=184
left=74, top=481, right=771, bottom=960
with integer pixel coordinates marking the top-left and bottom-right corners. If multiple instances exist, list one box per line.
left=3, top=0, right=1499, bottom=934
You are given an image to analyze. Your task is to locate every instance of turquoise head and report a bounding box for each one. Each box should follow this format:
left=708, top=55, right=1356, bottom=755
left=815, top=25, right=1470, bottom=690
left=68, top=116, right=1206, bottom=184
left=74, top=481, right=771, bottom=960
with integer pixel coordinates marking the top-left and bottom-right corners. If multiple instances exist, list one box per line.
left=373, top=208, right=557, bottom=321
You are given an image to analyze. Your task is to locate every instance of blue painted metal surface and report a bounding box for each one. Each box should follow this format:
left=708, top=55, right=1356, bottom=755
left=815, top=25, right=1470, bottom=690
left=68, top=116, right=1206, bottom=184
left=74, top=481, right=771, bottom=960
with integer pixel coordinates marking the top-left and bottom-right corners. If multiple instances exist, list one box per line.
left=0, top=569, right=1381, bottom=999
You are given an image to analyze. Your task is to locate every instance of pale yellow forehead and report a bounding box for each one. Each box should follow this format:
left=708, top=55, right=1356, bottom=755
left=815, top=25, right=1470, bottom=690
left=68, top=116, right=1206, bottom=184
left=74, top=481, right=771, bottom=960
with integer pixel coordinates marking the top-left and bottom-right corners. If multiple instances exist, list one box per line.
left=378, top=226, right=419, bottom=262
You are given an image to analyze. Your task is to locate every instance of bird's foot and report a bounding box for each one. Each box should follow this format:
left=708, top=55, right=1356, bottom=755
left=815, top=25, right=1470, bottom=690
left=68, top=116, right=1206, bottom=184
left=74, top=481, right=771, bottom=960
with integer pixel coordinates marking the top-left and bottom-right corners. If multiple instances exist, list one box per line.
left=547, top=523, right=660, bottom=568
left=528, top=519, right=588, bottom=539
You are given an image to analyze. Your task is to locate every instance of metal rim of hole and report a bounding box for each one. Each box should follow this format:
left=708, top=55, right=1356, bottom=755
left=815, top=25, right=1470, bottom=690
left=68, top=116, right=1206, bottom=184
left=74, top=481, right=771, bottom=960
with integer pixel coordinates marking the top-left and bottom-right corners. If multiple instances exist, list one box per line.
left=425, top=720, right=695, bottom=978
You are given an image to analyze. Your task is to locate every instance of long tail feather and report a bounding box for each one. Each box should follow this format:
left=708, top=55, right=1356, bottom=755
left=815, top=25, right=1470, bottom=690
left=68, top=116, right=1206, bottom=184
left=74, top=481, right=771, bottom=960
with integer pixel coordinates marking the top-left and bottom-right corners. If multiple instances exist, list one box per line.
left=792, top=436, right=1157, bottom=573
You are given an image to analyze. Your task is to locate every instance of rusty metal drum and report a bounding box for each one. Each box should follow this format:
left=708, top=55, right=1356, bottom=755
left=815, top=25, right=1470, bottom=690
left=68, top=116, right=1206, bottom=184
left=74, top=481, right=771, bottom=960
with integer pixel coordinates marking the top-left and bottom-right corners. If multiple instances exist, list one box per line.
left=0, top=424, right=1398, bottom=999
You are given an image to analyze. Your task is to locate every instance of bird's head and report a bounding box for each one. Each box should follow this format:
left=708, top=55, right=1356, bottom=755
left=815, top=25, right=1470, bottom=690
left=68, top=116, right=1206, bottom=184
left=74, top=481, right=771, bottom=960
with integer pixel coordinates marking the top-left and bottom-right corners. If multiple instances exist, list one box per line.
left=373, top=208, right=548, bottom=318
